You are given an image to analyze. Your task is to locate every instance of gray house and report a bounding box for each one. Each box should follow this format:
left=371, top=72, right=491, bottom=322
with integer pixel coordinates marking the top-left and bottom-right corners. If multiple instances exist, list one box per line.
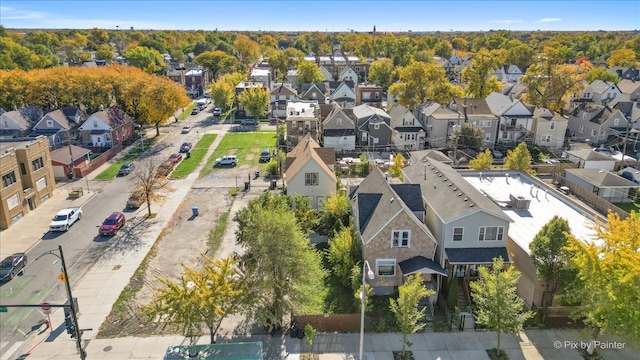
left=29, top=107, right=85, bottom=148
left=486, top=92, right=534, bottom=146
left=567, top=104, right=628, bottom=145
left=565, top=168, right=638, bottom=203
left=448, top=98, right=500, bottom=149
left=322, top=104, right=357, bottom=151
left=352, top=104, right=392, bottom=150
left=414, top=102, right=460, bottom=149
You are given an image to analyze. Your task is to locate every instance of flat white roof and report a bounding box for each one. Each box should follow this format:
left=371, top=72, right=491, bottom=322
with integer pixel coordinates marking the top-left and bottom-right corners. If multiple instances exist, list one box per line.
left=462, top=171, right=602, bottom=254
left=251, top=68, right=270, bottom=76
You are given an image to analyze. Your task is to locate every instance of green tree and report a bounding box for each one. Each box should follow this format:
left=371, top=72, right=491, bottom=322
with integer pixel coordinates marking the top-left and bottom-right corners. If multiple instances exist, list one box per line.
left=389, top=62, right=459, bottom=110
left=209, top=80, right=235, bottom=111
left=326, top=225, right=360, bottom=288
left=606, top=48, right=638, bottom=67
left=142, top=79, right=190, bottom=136
left=469, top=149, right=493, bottom=170
left=433, top=40, right=453, bottom=58
left=317, top=193, right=351, bottom=236
left=389, top=274, right=434, bottom=356
left=238, top=87, right=269, bottom=121
left=585, top=67, right=619, bottom=84
left=95, top=44, right=115, bottom=61
left=233, top=193, right=326, bottom=329
left=389, top=153, right=405, bottom=180
left=143, top=255, right=246, bottom=344
left=529, top=216, right=572, bottom=323
left=470, top=257, right=534, bottom=355
left=268, top=48, right=304, bottom=82
left=233, top=34, right=260, bottom=69
left=368, top=58, right=395, bottom=90
left=451, top=122, right=485, bottom=151
left=297, top=61, right=323, bottom=84
left=504, top=142, right=534, bottom=174
left=303, top=324, right=317, bottom=357
left=462, top=49, right=503, bottom=98
left=521, top=60, right=587, bottom=111
left=194, top=50, right=240, bottom=81
left=123, top=46, right=166, bottom=74
left=565, top=211, right=640, bottom=352
left=392, top=37, right=416, bottom=67
left=505, top=43, right=535, bottom=70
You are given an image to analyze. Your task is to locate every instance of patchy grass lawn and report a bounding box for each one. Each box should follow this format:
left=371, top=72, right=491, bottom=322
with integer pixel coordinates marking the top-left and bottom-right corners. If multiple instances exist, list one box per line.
left=200, top=132, right=278, bottom=177
left=94, top=137, right=160, bottom=180
left=177, top=103, right=197, bottom=121
left=614, top=202, right=640, bottom=217
left=171, top=134, right=217, bottom=179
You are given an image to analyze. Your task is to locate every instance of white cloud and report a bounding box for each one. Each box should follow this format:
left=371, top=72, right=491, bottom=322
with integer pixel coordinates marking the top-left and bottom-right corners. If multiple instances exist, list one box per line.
left=536, top=18, right=562, bottom=23
left=0, top=6, right=48, bottom=20
left=489, top=19, right=524, bottom=24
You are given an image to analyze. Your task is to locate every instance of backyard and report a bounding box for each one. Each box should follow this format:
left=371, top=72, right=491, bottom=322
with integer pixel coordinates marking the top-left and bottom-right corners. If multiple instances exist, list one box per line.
left=200, top=130, right=278, bottom=177
left=171, top=134, right=217, bottom=179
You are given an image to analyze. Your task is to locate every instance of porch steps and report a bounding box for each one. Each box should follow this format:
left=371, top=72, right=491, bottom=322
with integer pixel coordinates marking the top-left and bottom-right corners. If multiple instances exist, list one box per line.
left=457, top=278, right=468, bottom=309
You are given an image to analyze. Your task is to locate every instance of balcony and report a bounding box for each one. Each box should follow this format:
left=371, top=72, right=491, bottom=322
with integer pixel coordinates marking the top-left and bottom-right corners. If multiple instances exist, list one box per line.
left=500, top=124, right=529, bottom=132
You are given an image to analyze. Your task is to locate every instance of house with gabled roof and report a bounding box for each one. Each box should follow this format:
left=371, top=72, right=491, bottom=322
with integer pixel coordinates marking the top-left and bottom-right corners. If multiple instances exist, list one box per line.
left=338, top=67, right=358, bottom=83
left=29, top=107, right=85, bottom=148
left=564, top=149, right=617, bottom=171
left=270, top=84, right=298, bottom=118
left=0, top=110, right=33, bottom=139
left=285, top=133, right=336, bottom=208
left=355, top=83, right=384, bottom=109
left=322, top=103, right=357, bottom=151
left=388, top=104, right=425, bottom=150
left=583, top=80, right=622, bottom=105
left=402, top=156, right=512, bottom=307
left=328, top=81, right=356, bottom=109
left=450, top=97, right=501, bottom=149
left=414, top=101, right=460, bottom=149
left=350, top=167, right=445, bottom=297
left=530, top=106, right=568, bottom=149
left=486, top=92, right=534, bottom=146
left=319, top=66, right=333, bottom=82
left=77, top=107, right=134, bottom=152
left=491, top=65, right=523, bottom=84
left=567, top=104, right=628, bottom=145
left=565, top=168, right=638, bottom=203
left=608, top=66, right=640, bottom=81
left=285, top=99, right=321, bottom=149
left=300, top=83, right=327, bottom=104
left=612, top=101, right=640, bottom=129
left=617, top=79, right=640, bottom=101
left=352, top=104, right=392, bottom=149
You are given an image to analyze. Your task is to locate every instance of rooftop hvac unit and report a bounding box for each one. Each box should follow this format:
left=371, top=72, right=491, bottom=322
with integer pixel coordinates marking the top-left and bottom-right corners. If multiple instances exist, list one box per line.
left=509, top=194, right=531, bottom=210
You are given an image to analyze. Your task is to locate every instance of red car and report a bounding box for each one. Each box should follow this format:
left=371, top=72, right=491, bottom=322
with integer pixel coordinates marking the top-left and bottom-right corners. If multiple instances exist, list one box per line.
left=99, top=212, right=125, bottom=236
left=269, top=117, right=285, bottom=125
left=168, top=153, right=183, bottom=163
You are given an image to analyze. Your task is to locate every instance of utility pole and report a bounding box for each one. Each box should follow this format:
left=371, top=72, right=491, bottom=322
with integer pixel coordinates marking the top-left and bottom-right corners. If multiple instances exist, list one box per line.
left=66, top=130, right=74, bottom=180
left=59, top=245, right=86, bottom=359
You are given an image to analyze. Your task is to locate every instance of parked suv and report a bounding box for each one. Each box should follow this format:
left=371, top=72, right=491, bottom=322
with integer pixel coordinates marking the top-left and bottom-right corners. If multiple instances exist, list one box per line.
left=126, top=191, right=145, bottom=209
left=99, top=212, right=126, bottom=236
left=214, top=155, right=238, bottom=167
left=259, top=149, right=271, bottom=162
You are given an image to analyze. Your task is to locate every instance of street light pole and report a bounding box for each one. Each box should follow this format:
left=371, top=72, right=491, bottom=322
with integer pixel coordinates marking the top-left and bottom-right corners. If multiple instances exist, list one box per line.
left=359, top=260, right=374, bottom=360
left=36, top=246, right=86, bottom=359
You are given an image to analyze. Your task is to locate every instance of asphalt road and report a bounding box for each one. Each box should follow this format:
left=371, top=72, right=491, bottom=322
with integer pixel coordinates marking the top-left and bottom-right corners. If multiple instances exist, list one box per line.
left=0, top=105, right=217, bottom=347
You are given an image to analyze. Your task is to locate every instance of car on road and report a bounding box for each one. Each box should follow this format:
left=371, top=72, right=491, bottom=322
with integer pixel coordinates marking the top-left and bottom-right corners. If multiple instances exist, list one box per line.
left=0, top=253, right=27, bottom=283
left=99, top=212, right=126, bottom=236
left=156, top=160, right=175, bottom=177
left=126, top=191, right=145, bottom=209
left=214, top=155, right=238, bottom=167
left=213, top=107, right=222, bottom=116
left=118, top=163, right=135, bottom=176
left=180, top=142, right=192, bottom=153
left=181, top=125, right=192, bottom=134
left=168, top=153, right=183, bottom=163
left=241, top=119, right=257, bottom=126
left=259, top=149, right=271, bottom=162
left=49, top=207, right=82, bottom=232
left=191, top=108, right=199, bottom=115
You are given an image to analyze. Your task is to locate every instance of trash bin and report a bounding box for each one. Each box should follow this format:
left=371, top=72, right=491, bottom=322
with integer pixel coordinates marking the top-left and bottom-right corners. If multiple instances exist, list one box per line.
left=244, top=181, right=250, bottom=191
left=270, top=180, right=277, bottom=190
left=192, top=206, right=199, bottom=216
left=186, top=151, right=191, bottom=159
left=255, top=170, right=260, bottom=178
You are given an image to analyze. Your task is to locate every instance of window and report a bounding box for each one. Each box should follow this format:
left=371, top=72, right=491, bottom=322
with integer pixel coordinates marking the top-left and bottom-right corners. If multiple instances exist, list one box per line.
left=7, top=193, right=19, bottom=210
left=376, top=259, right=396, bottom=276
left=373, top=137, right=379, bottom=144
left=362, top=132, right=368, bottom=141
left=591, top=129, right=597, bottom=137
left=614, top=118, right=620, bottom=126
left=391, top=230, right=411, bottom=247
left=485, top=133, right=491, bottom=141
left=2, top=171, right=17, bottom=187
left=479, top=226, right=505, bottom=241
left=46, top=120, right=54, bottom=128
left=479, top=121, right=491, bottom=127
left=374, top=123, right=380, bottom=130
left=292, top=121, right=297, bottom=128
left=336, top=118, right=342, bottom=126
left=93, top=120, right=98, bottom=128
left=453, top=227, right=463, bottom=241
left=550, top=122, right=555, bottom=130
left=19, top=163, right=27, bottom=175
left=305, top=173, right=318, bottom=186
left=544, top=135, right=551, bottom=143
left=32, top=157, right=44, bottom=171
left=579, top=125, right=584, bottom=134
left=36, top=176, right=47, bottom=191
left=582, top=113, right=587, bottom=120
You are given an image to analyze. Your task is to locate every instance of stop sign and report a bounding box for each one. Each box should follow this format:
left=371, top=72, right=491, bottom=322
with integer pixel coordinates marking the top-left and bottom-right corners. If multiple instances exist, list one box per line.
left=41, top=302, right=51, bottom=311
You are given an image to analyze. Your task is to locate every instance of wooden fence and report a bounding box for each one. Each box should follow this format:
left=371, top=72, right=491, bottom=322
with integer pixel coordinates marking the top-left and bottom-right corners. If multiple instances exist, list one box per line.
left=77, top=145, right=121, bottom=178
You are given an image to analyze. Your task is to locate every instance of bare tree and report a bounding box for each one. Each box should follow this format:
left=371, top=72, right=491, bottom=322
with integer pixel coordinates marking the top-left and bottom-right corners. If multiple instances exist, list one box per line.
left=128, top=156, right=169, bottom=217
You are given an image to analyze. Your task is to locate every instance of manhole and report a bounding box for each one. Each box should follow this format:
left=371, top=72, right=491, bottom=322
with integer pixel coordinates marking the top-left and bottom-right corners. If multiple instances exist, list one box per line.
left=112, top=265, right=121, bottom=270
left=103, top=345, right=113, bottom=352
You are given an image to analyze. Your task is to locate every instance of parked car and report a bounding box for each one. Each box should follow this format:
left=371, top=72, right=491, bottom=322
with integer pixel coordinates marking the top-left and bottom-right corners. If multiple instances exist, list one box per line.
left=168, top=153, right=183, bottom=163
left=214, top=155, right=238, bottom=167
left=180, top=142, right=193, bottom=153
left=49, top=207, right=82, bottom=232
left=259, top=149, right=271, bottom=162
left=126, top=191, right=145, bottom=209
left=241, top=119, right=257, bottom=126
left=491, top=149, right=504, bottom=159
left=0, top=253, right=27, bottom=283
left=269, top=117, right=285, bottom=125
left=118, top=163, right=135, bottom=176
left=181, top=125, right=192, bottom=134
left=191, top=108, right=199, bottom=115
left=213, top=107, right=222, bottom=116
left=99, top=212, right=126, bottom=236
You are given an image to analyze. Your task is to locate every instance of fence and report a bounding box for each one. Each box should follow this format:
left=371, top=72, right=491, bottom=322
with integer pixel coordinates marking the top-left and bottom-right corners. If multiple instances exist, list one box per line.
left=296, top=314, right=361, bottom=333
left=77, top=145, right=121, bottom=178
left=554, top=174, right=630, bottom=219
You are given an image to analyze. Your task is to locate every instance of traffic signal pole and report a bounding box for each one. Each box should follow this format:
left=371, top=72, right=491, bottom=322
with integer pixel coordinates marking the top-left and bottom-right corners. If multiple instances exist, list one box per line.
left=58, top=245, right=86, bottom=359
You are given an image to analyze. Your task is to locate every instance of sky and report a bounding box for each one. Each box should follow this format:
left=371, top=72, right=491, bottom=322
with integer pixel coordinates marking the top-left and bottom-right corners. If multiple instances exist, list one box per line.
left=1, top=1, right=638, bottom=32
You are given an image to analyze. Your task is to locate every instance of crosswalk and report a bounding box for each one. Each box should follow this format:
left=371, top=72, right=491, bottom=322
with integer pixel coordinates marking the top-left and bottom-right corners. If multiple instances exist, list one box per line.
left=0, top=341, right=24, bottom=360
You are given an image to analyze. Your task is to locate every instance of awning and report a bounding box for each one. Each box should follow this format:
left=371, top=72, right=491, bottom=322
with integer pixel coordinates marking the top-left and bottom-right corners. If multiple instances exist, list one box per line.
left=399, top=256, right=447, bottom=276
left=445, top=247, right=511, bottom=264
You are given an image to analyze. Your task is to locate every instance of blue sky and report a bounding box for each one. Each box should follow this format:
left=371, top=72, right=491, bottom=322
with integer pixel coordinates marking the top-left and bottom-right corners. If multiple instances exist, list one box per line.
left=1, top=1, right=637, bottom=32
